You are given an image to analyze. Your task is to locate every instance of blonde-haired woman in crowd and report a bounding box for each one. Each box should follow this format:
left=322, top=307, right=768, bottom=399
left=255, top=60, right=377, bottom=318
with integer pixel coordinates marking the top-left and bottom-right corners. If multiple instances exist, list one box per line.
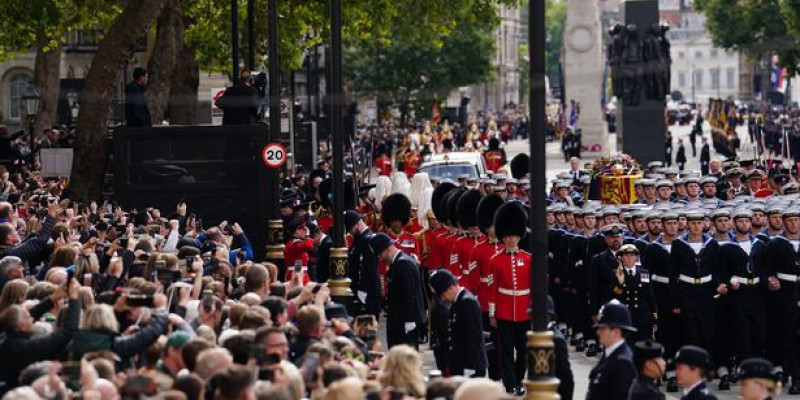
left=378, top=345, right=425, bottom=398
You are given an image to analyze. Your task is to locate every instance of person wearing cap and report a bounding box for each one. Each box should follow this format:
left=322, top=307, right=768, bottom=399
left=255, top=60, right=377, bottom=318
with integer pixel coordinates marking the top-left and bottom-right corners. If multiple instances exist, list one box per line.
left=718, top=209, right=767, bottom=380
left=381, top=193, right=422, bottom=266
left=764, top=207, right=800, bottom=394
left=700, top=177, right=721, bottom=206
left=643, top=211, right=681, bottom=391
left=565, top=208, right=599, bottom=353
left=375, top=146, right=393, bottom=177
left=737, top=358, right=781, bottom=400
left=629, top=340, right=667, bottom=400
left=486, top=202, right=530, bottom=394
left=641, top=211, right=664, bottom=243
left=700, top=137, right=711, bottom=176
left=586, top=223, right=626, bottom=357
left=745, top=169, right=767, bottom=197
left=154, top=330, right=192, bottom=386
left=284, top=217, right=313, bottom=285
left=756, top=206, right=784, bottom=241
left=685, top=178, right=703, bottom=207
left=670, top=210, right=720, bottom=363
left=709, top=209, right=731, bottom=243
left=453, top=190, right=485, bottom=293
left=309, top=223, right=333, bottom=283
left=611, top=244, right=657, bottom=344
left=674, top=345, right=718, bottom=399
left=637, top=180, right=658, bottom=205
left=429, top=269, right=486, bottom=378
left=345, top=211, right=382, bottom=318
left=586, top=300, right=637, bottom=400
left=656, top=180, right=674, bottom=204
left=542, top=295, right=575, bottom=400
left=725, top=168, right=746, bottom=197
left=630, top=210, right=649, bottom=238
left=484, top=138, right=507, bottom=173
left=369, top=233, right=425, bottom=349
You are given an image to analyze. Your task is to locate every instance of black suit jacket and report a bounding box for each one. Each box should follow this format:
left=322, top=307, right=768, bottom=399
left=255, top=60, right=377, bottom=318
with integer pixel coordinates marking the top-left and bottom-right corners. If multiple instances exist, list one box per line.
left=215, top=84, right=259, bottom=125
left=681, top=382, right=719, bottom=400
left=124, top=82, right=151, bottom=127
left=448, top=289, right=487, bottom=376
left=586, top=342, right=636, bottom=400
left=348, top=229, right=381, bottom=316
left=627, top=376, right=665, bottom=400
left=386, top=252, right=425, bottom=346
left=589, top=250, right=618, bottom=315
left=315, top=235, right=333, bottom=283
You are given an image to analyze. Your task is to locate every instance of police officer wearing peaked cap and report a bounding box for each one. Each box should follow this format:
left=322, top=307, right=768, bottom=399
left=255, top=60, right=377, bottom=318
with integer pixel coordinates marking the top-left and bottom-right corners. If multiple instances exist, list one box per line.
left=737, top=358, right=781, bottom=400
left=586, top=300, right=637, bottom=400
left=629, top=339, right=667, bottom=400
left=674, top=345, right=719, bottom=400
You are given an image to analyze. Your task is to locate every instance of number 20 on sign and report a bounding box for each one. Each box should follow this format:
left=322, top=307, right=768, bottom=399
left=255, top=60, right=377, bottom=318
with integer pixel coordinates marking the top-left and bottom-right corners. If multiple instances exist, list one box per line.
left=262, top=143, right=287, bottom=168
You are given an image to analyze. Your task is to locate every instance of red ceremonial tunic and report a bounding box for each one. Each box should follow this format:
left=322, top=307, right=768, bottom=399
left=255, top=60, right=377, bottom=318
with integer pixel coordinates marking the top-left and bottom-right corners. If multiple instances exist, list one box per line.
left=484, top=151, right=505, bottom=173
left=487, top=249, right=531, bottom=322
left=456, top=234, right=484, bottom=291
left=284, top=238, right=313, bottom=284
left=376, top=155, right=393, bottom=177
left=406, top=217, right=424, bottom=235
left=469, top=239, right=504, bottom=313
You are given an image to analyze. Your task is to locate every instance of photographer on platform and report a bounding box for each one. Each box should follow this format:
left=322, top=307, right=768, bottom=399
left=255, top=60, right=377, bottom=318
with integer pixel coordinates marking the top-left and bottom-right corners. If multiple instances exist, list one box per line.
left=215, top=69, right=259, bottom=125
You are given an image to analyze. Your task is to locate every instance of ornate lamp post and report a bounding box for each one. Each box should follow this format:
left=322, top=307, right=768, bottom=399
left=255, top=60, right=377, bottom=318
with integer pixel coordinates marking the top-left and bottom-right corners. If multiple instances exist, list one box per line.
left=21, top=86, right=41, bottom=164
left=265, top=0, right=285, bottom=273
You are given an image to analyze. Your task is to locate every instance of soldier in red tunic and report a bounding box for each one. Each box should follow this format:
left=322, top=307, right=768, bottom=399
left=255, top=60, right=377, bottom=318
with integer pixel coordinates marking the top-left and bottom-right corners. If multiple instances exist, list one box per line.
left=407, top=207, right=424, bottom=235
left=469, top=194, right=506, bottom=380
left=429, top=181, right=459, bottom=273
left=483, top=137, right=507, bottom=173
left=454, top=190, right=485, bottom=292
left=375, top=151, right=393, bottom=177
left=487, top=201, right=531, bottom=394
left=442, top=189, right=468, bottom=279
left=283, top=216, right=313, bottom=284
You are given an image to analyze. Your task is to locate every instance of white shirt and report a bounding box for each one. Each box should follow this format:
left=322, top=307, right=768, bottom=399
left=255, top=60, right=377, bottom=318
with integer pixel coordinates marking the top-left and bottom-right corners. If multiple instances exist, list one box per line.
left=688, top=242, right=703, bottom=254
left=682, top=380, right=704, bottom=396
left=604, top=339, right=626, bottom=358
left=737, top=239, right=752, bottom=255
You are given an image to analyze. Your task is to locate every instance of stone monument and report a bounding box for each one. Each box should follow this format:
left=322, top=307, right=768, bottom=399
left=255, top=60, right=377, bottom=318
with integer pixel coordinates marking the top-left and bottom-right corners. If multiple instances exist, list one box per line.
left=611, top=0, right=670, bottom=164
left=563, top=0, right=607, bottom=156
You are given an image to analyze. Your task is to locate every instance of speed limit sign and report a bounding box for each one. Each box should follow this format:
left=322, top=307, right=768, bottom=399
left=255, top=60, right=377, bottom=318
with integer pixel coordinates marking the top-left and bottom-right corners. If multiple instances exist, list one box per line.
left=262, top=143, right=287, bottom=168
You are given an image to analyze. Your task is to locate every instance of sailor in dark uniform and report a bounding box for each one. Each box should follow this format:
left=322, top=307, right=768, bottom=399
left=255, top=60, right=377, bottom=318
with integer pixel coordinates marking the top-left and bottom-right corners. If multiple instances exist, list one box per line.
left=566, top=209, right=599, bottom=352
left=628, top=339, right=667, bottom=400
left=644, top=210, right=681, bottom=392
left=718, top=209, right=768, bottom=380
left=736, top=358, right=781, bottom=400
left=586, top=300, right=637, bottom=400
left=675, top=345, right=719, bottom=400
left=669, top=210, right=720, bottom=357
left=430, top=269, right=486, bottom=377
left=700, top=177, right=721, bottom=207
left=708, top=208, right=733, bottom=390
left=764, top=207, right=800, bottom=394
left=587, top=223, right=627, bottom=357
left=345, top=211, right=382, bottom=318
left=611, top=244, right=657, bottom=345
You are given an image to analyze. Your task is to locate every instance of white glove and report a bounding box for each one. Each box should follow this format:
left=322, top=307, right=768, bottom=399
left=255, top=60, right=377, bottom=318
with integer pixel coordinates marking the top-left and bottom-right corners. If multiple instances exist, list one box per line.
left=404, top=322, right=416, bottom=333
left=464, top=369, right=476, bottom=378
left=357, top=291, right=367, bottom=303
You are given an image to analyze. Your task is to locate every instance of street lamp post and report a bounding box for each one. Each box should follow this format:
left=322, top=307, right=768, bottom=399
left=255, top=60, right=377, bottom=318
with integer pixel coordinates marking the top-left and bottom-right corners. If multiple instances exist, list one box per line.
left=21, top=86, right=40, bottom=165
left=328, top=0, right=353, bottom=309
left=232, top=0, right=240, bottom=84
left=525, top=0, right=560, bottom=398
left=265, top=0, right=285, bottom=275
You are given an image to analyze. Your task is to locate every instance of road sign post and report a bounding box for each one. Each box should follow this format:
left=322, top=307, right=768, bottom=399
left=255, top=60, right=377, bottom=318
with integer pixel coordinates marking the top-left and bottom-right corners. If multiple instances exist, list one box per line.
left=262, top=143, right=287, bottom=169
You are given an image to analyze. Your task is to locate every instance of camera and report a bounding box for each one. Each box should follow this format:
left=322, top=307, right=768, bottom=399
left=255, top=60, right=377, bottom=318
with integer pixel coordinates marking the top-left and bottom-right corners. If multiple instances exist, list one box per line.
left=126, top=293, right=155, bottom=308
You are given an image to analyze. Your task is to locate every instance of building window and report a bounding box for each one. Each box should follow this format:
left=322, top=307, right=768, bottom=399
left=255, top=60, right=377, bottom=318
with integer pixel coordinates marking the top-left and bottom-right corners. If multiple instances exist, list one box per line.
left=679, top=72, right=686, bottom=87
left=726, top=68, right=735, bottom=89
left=710, top=49, right=718, bottom=58
left=694, top=69, right=703, bottom=89
left=710, top=69, right=720, bottom=90
left=8, top=74, right=32, bottom=122
left=695, top=50, right=702, bottom=59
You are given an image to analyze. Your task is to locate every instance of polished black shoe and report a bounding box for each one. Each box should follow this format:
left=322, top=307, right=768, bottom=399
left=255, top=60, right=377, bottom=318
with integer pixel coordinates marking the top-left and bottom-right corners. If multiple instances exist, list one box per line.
left=513, top=386, right=526, bottom=397
left=575, top=338, right=585, bottom=352
left=666, top=377, right=678, bottom=393
left=789, top=381, right=800, bottom=395
left=570, top=336, right=579, bottom=346
left=718, top=375, right=730, bottom=391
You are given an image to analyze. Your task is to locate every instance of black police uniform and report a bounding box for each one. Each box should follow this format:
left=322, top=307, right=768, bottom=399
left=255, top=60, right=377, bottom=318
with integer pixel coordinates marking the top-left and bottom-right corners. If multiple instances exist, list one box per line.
left=675, top=345, right=719, bottom=400
left=628, top=376, right=665, bottom=400
left=588, top=249, right=619, bottom=319
left=764, top=234, right=800, bottom=385
left=586, top=332, right=637, bottom=398
left=348, top=228, right=382, bottom=317
left=386, top=251, right=426, bottom=348
left=448, top=288, right=487, bottom=377
left=718, top=236, right=767, bottom=361
left=669, top=235, right=719, bottom=353
left=551, top=321, right=575, bottom=400
left=549, top=228, right=571, bottom=324
left=566, top=231, right=592, bottom=348
left=644, top=236, right=679, bottom=360
left=682, top=382, right=718, bottom=400
left=430, top=296, right=451, bottom=372
left=612, top=266, right=657, bottom=344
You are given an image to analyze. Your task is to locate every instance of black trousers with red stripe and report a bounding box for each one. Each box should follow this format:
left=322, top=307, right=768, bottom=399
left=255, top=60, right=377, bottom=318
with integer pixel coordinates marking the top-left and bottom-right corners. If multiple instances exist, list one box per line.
left=497, top=319, right=528, bottom=391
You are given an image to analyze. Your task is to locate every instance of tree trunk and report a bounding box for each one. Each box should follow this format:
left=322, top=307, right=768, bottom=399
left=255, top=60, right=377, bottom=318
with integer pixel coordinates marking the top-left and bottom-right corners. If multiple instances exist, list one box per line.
left=33, top=39, right=62, bottom=137
left=70, top=0, right=168, bottom=201
left=168, top=43, right=199, bottom=125
left=146, top=0, right=183, bottom=124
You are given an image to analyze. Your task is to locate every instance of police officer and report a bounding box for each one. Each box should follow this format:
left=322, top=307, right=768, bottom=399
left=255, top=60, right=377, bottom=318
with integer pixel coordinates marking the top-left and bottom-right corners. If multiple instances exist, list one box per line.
left=430, top=269, right=486, bottom=378
left=369, top=233, right=425, bottom=349
left=670, top=210, right=719, bottom=356
left=628, top=339, right=667, bottom=400
left=764, top=207, right=800, bottom=394
left=612, top=244, right=657, bottom=345
left=645, top=211, right=681, bottom=391
left=547, top=295, right=574, bottom=400
left=675, top=345, right=719, bottom=400
left=736, top=358, right=782, bottom=400
left=586, top=300, right=637, bottom=400
left=487, top=202, right=530, bottom=395
left=345, top=211, right=381, bottom=318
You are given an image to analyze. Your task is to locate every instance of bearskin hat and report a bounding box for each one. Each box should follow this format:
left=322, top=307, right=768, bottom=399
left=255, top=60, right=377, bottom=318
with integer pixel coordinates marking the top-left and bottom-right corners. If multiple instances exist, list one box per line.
left=432, top=180, right=458, bottom=222
left=318, top=178, right=356, bottom=209
left=488, top=137, right=500, bottom=151
left=510, top=153, right=530, bottom=180
left=494, top=201, right=528, bottom=240
left=457, top=190, right=484, bottom=229
left=381, top=193, right=412, bottom=226
left=477, top=194, right=505, bottom=234
left=446, top=188, right=467, bottom=228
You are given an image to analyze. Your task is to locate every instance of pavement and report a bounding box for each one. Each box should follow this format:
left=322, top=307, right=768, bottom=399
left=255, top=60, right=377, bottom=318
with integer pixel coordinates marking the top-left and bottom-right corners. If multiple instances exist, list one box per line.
left=400, top=121, right=797, bottom=398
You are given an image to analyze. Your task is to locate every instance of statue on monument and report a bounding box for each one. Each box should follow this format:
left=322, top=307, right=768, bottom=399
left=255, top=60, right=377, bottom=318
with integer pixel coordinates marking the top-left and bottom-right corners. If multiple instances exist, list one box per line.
left=607, top=22, right=671, bottom=107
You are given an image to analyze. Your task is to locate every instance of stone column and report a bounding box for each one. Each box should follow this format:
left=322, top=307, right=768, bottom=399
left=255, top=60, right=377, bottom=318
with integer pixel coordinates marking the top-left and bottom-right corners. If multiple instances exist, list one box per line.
left=564, top=0, right=607, bottom=157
